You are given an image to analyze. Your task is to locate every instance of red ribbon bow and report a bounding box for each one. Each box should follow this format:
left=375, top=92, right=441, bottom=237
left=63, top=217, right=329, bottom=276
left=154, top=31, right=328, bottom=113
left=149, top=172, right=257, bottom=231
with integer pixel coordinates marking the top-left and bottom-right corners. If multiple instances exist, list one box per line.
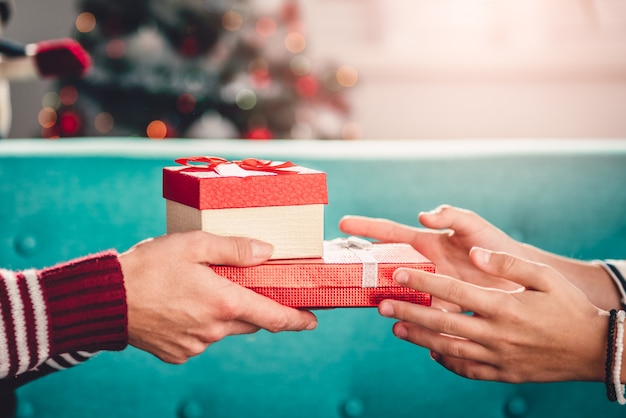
left=175, top=156, right=299, bottom=175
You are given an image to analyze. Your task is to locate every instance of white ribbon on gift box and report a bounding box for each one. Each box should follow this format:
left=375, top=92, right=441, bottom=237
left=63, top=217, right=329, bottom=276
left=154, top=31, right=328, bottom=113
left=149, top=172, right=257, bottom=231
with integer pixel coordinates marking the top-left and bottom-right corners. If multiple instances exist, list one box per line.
left=326, top=237, right=378, bottom=288
left=215, top=163, right=272, bottom=177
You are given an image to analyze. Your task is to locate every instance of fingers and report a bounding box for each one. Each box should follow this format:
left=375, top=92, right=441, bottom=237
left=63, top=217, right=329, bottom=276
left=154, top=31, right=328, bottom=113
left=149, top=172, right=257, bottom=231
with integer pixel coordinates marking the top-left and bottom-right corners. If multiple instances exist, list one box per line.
left=391, top=321, right=498, bottom=379
left=339, top=216, right=417, bottom=243
left=338, top=215, right=445, bottom=254
left=222, top=282, right=318, bottom=332
left=418, top=205, right=486, bottom=234
left=390, top=268, right=501, bottom=317
left=470, top=247, right=553, bottom=291
left=184, top=231, right=274, bottom=267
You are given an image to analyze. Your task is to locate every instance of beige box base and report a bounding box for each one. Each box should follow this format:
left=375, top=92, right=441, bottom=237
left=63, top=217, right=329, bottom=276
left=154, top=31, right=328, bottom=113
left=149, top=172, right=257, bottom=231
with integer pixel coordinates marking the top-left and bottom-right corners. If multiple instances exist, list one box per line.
left=166, top=199, right=324, bottom=260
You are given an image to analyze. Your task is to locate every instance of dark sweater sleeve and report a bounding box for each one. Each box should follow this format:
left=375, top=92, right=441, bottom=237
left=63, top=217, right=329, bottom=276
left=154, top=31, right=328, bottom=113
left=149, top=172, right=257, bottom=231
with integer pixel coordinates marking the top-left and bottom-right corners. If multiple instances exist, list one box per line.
left=0, top=250, right=128, bottom=390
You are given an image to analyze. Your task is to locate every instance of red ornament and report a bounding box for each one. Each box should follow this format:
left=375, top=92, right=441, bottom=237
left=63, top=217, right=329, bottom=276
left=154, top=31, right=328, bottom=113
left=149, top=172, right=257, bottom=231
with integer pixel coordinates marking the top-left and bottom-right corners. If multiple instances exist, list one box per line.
left=245, top=127, right=273, bottom=140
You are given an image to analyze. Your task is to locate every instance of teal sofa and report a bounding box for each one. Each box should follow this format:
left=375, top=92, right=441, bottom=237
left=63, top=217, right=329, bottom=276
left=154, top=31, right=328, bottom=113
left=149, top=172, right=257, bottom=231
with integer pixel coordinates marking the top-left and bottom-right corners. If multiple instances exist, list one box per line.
left=1, top=138, right=626, bottom=417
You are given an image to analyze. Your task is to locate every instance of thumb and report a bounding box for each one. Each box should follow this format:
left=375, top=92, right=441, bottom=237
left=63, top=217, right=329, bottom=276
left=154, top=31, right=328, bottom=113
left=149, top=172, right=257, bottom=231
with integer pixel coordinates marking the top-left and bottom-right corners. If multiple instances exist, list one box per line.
left=194, top=232, right=274, bottom=266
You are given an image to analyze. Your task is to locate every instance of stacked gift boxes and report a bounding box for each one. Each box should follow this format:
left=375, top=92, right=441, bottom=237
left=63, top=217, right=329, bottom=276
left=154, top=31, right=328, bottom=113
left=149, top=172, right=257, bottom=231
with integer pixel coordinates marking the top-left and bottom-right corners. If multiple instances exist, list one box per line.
left=163, top=156, right=433, bottom=308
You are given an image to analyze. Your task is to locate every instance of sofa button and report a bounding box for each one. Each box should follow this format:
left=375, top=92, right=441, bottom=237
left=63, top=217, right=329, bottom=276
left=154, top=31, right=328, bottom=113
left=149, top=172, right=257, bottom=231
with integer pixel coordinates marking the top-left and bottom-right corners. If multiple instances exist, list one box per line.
left=341, top=397, right=364, bottom=418
left=177, top=400, right=203, bottom=418
left=14, top=235, right=38, bottom=258
left=505, top=394, right=529, bottom=417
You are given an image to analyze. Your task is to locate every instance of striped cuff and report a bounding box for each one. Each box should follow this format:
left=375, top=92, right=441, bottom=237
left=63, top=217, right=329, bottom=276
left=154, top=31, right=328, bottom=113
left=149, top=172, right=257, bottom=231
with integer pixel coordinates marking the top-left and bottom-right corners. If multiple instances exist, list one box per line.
left=40, top=250, right=128, bottom=355
left=0, top=250, right=127, bottom=383
left=599, top=260, right=626, bottom=309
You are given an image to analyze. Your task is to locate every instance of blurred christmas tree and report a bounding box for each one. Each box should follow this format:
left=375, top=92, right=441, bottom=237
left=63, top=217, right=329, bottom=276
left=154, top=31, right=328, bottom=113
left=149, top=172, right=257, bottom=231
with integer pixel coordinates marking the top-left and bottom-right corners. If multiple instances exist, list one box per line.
left=39, top=0, right=358, bottom=139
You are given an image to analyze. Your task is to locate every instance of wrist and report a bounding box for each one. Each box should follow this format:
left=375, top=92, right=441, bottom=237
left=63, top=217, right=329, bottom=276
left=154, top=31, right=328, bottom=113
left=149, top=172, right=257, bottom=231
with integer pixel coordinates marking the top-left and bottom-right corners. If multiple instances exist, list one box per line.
left=39, top=250, right=128, bottom=354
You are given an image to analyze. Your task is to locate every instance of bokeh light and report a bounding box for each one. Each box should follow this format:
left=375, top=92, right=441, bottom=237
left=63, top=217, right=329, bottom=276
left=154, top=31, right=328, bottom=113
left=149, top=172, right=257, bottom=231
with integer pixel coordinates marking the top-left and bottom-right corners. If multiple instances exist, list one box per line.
left=222, top=10, right=243, bottom=31
left=289, top=55, right=311, bottom=76
left=59, top=111, right=81, bottom=136
left=295, top=75, right=318, bottom=97
left=256, top=17, right=277, bottom=37
left=76, top=12, right=96, bottom=33
left=246, top=127, right=272, bottom=140
left=38, top=107, right=57, bottom=129
left=94, top=112, right=114, bottom=133
left=146, top=120, right=168, bottom=139
left=284, top=32, right=306, bottom=53
left=336, top=65, right=359, bottom=88
left=177, top=94, right=197, bottom=114
left=236, top=89, right=257, bottom=110
left=106, top=39, right=126, bottom=59
left=59, top=86, right=79, bottom=106
left=41, top=91, right=60, bottom=109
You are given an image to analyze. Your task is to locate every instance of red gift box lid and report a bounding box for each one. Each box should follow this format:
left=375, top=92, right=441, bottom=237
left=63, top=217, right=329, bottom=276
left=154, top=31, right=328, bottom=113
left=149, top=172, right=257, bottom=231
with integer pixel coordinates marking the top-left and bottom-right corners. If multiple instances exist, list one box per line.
left=163, top=157, right=328, bottom=210
left=213, top=239, right=434, bottom=308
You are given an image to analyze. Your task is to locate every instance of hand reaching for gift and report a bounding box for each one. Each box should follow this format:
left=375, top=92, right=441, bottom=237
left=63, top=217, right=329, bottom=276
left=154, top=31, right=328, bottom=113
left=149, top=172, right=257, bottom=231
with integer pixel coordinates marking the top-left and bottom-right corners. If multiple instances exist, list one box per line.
left=119, top=231, right=318, bottom=364
left=339, top=205, right=524, bottom=312
left=339, top=204, right=623, bottom=384
left=378, top=248, right=608, bottom=383
left=339, top=204, right=620, bottom=311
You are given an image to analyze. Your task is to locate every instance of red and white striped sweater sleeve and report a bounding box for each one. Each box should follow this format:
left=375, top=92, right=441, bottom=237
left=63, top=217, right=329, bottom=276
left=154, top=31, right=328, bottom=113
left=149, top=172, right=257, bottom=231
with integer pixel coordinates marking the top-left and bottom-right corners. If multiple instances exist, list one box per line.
left=0, top=250, right=128, bottom=389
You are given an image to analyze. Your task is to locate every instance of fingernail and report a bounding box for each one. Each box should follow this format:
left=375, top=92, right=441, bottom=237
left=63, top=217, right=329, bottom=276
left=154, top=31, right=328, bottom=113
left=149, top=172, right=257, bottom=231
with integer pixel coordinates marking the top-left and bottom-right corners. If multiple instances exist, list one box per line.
left=306, top=321, right=318, bottom=330
left=472, top=246, right=491, bottom=265
left=430, top=206, right=445, bottom=215
left=379, top=301, right=394, bottom=317
left=394, top=323, right=408, bottom=339
left=430, top=351, right=441, bottom=362
left=394, top=269, right=409, bottom=285
left=251, top=240, right=274, bottom=260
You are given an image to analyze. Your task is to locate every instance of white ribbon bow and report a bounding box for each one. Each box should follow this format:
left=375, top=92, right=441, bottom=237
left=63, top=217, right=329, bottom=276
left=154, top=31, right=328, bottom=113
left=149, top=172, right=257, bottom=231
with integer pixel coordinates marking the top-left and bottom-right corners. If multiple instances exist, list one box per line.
left=326, top=237, right=378, bottom=288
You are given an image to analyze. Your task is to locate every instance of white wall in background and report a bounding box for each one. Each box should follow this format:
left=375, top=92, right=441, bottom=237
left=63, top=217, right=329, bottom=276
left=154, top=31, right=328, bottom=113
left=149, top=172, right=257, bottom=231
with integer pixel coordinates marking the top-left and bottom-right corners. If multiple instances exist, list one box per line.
left=4, top=0, right=626, bottom=139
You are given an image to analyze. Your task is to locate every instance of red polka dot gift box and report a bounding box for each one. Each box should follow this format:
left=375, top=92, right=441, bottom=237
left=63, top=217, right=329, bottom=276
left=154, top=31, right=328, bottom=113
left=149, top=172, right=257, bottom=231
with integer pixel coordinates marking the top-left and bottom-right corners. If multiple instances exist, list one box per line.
left=212, top=237, right=434, bottom=308
left=163, top=156, right=328, bottom=260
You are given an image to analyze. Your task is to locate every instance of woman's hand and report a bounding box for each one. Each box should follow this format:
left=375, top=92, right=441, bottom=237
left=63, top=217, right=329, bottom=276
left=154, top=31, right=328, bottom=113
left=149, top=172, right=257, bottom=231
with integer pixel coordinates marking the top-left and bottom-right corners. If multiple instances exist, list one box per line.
left=340, top=204, right=620, bottom=311
left=340, top=205, right=523, bottom=311
left=378, top=248, right=608, bottom=383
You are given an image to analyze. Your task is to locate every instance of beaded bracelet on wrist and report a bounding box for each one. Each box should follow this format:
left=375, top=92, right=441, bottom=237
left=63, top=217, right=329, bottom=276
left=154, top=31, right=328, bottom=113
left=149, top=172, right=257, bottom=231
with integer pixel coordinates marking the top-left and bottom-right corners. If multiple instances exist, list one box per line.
left=614, top=311, right=626, bottom=405
left=606, top=309, right=618, bottom=402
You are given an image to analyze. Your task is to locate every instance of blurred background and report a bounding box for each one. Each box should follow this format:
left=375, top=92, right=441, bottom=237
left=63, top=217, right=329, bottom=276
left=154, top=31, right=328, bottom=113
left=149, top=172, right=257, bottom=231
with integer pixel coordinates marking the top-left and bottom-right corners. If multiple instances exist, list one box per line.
left=2, top=0, right=626, bottom=140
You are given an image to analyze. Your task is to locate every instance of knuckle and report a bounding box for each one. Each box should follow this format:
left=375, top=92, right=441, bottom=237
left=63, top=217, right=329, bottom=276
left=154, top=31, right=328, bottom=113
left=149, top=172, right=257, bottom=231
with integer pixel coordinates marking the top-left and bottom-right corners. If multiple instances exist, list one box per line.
left=441, top=279, right=465, bottom=304
left=204, top=329, right=226, bottom=344
left=436, top=312, right=460, bottom=336
left=496, top=253, right=518, bottom=275
left=446, top=339, right=468, bottom=359
left=184, top=231, right=209, bottom=258
left=461, top=366, right=487, bottom=381
left=264, top=312, right=291, bottom=333
left=229, top=236, right=253, bottom=262
left=171, top=339, right=209, bottom=361
left=500, top=369, right=525, bottom=384
left=215, top=296, right=240, bottom=321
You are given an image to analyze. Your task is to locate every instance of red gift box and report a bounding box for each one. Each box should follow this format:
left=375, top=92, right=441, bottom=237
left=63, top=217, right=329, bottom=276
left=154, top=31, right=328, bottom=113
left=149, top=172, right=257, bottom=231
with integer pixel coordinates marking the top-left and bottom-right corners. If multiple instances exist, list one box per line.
left=163, top=156, right=328, bottom=259
left=163, top=157, right=328, bottom=210
left=212, top=238, right=434, bottom=308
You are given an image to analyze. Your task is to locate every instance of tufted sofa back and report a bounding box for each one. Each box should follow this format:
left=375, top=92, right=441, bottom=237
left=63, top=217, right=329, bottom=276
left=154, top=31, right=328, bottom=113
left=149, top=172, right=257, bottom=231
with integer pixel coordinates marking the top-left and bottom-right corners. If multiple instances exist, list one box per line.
left=2, top=138, right=626, bottom=418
